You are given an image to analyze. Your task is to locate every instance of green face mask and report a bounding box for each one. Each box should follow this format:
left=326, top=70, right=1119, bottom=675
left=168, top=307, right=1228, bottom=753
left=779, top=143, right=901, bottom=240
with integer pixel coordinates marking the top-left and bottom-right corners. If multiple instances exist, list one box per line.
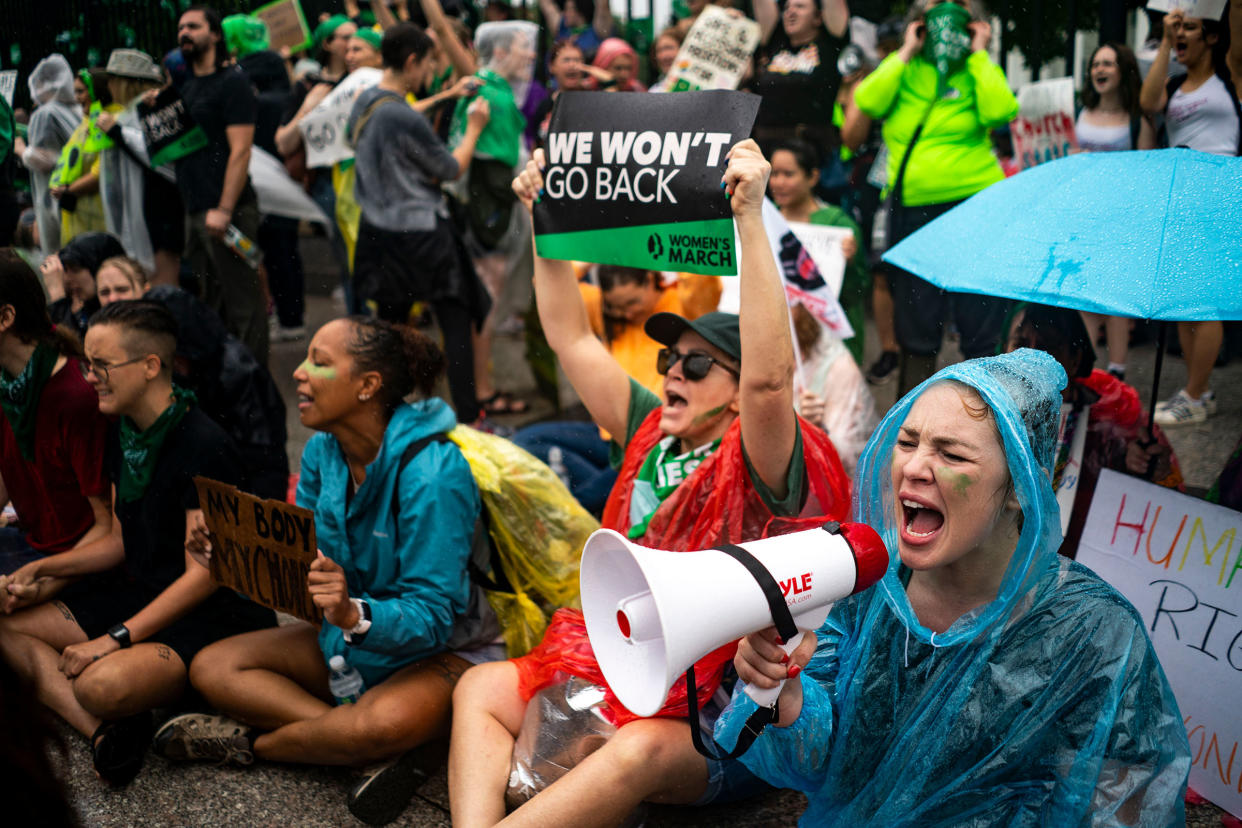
left=921, top=2, right=973, bottom=94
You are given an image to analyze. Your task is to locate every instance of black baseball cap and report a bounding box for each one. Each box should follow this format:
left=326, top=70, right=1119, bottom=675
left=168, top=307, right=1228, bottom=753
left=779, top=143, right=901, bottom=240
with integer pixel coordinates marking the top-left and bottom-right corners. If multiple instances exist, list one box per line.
left=644, top=311, right=741, bottom=363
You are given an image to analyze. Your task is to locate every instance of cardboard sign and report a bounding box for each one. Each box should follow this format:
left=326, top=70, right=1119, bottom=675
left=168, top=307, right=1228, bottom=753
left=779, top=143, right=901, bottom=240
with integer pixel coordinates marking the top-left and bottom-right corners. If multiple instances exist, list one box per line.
left=254, top=0, right=312, bottom=54
left=298, top=67, right=382, bottom=168
left=533, top=90, right=760, bottom=276
left=666, top=6, right=761, bottom=92
left=0, top=71, right=16, bottom=107
left=195, top=477, right=322, bottom=625
left=786, top=221, right=851, bottom=299
left=1011, top=77, right=1077, bottom=170
left=138, top=86, right=209, bottom=167
left=1147, top=0, right=1228, bottom=20
left=1077, top=470, right=1242, bottom=817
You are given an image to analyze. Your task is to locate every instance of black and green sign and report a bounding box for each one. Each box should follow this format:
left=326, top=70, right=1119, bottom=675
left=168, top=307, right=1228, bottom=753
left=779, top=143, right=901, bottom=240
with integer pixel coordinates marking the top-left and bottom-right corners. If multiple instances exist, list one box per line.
left=138, top=87, right=208, bottom=168
left=533, top=90, right=760, bottom=276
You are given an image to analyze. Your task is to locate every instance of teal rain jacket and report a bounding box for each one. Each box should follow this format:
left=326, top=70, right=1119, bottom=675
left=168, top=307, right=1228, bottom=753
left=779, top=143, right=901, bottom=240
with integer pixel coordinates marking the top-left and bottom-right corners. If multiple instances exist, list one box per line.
left=716, top=349, right=1190, bottom=826
left=297, top=398, right=480, bottom=688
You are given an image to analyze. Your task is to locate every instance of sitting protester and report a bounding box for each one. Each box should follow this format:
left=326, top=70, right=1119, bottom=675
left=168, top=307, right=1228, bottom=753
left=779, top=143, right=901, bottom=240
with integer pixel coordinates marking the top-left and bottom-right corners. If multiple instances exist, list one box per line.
left=448, top=141, right=851, bottom=827
left=0, top=250, right=110, bottom=577
left=155, top=317, right=500, bottom=826
left=94, top=256, right=150, bottom=306
left=0, top=300, right=275, bottom=787
left=721, top=349, right=1189, bottom=824
left=41, top=231, right=125, bottom=340
left=1007, top=304, right=1183, bottom=556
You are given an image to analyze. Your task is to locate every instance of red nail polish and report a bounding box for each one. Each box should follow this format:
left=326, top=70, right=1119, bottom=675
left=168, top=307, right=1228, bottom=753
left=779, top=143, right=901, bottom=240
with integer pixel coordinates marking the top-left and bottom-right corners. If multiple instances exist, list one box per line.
left=787, top=664, right=802, bottom=678
left=780, top=654, right=790, bottom=665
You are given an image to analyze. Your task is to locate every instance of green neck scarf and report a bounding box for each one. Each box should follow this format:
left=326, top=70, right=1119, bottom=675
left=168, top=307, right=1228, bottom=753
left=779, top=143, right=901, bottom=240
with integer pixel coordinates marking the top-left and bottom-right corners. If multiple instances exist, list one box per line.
left=922, top=3, right=972, bottom=96
left=0, top=341, right=59, bottom=461
left=117, top=386, right=196, bottom=502
left=627, top=435, right=721, bottom=539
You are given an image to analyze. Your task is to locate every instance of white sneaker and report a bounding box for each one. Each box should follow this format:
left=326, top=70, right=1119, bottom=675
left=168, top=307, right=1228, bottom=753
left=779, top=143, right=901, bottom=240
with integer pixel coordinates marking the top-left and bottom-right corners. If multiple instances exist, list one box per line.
left=1155, top=389, right=1216, bottom=416
left=271, top=324, right=306, bottom=343
left=1153, top=390, right=1210, bottom=427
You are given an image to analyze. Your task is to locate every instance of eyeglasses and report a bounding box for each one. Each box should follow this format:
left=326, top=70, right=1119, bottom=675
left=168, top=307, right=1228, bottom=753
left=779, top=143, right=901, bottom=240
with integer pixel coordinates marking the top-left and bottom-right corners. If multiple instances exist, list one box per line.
left=81, top=355, right=147, bottom=383
left=656, top=348, right=739, bottom=381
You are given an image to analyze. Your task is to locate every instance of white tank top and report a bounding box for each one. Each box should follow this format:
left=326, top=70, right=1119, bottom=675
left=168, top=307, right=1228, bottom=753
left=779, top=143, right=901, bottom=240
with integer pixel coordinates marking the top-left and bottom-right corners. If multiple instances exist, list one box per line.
left=1167, top=74, right=1240, bottom=156
left=1074, top=113, right=1132, bottom=152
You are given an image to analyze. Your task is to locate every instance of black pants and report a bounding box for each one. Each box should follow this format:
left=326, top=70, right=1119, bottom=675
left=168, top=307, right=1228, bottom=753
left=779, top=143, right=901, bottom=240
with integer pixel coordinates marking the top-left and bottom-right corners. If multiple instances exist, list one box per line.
left=258, top=215, right=304, bottom=328
left=887, top=199, right=1011, bottom=359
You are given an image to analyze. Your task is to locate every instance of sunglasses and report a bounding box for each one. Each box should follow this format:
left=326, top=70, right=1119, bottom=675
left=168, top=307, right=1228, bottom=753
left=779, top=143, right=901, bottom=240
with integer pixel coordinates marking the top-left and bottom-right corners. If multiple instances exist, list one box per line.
left=656, top=347, right=739, bottom=381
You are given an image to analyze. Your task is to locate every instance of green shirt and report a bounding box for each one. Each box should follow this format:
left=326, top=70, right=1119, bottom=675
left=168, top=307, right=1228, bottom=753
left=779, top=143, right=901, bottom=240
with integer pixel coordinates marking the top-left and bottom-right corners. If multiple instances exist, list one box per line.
left=615, top=378, right=806, bottom=517
left=853, top=51, right=1018, bottom=207
left=449, top=68, right=525, bottom=169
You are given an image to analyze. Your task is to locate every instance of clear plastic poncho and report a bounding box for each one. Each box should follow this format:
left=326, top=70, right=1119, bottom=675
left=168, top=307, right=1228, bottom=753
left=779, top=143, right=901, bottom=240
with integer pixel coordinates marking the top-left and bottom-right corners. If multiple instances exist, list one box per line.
left=24, top=55, right=82, bottom=255
left=716, top=349, right=1190, bottom=826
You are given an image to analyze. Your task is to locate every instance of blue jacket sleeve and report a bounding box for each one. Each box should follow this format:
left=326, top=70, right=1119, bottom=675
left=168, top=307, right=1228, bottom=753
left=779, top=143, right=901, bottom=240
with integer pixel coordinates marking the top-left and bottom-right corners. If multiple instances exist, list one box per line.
left=355, top=443, right=479, bottom=656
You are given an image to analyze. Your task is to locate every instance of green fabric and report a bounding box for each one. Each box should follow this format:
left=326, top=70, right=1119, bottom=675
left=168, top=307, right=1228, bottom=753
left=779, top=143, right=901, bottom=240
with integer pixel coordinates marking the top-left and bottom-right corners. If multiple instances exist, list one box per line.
left=0, top=94, right=14, bottom=166
left=429, top=65, right=453, bottom=96
left=853, top=51, right=1018, bottom=207
left=0, top=342, right=58, bottom=462
left=353, top=27, right=382, bottom=51
left=809, top=205, right=869, bottom=364
left=314, top=14, right=352, bottom=51
left=921, top=3, right=972, bottom=96
left=223, top=15, right=271, bottom=58
left=117, top=387, right=196, bottom=502
left=449, top=68, right=525, bottom=169
left=628, top=434, right=721, bottom=538
left=614, top=378, right=806, bottom=516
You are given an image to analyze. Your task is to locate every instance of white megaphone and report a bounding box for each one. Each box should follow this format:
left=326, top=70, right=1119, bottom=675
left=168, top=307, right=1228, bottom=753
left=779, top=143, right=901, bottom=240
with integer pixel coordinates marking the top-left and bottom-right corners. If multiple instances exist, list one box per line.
left=581, top=522, right=888, bottom=718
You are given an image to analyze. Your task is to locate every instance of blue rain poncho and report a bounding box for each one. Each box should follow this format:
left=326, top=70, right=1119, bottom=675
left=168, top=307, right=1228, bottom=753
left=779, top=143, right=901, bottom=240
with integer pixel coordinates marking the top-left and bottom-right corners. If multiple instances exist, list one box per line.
left=716, top=349, right=1190, bottom=826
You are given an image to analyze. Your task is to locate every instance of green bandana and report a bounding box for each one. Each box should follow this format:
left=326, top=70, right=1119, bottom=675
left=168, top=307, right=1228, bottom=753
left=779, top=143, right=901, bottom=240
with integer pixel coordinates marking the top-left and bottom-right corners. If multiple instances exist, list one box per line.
left=627, top=435, right=721, bottom=539
left=922, top=3, right=972, bottom=96
left=117, top=386, right=196, bottom=502
left=0, top=341, right=58, bottom=461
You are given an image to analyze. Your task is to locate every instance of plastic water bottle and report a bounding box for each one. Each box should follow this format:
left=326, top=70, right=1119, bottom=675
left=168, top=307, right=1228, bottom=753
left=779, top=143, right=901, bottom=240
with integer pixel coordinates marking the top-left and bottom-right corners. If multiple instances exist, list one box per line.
left=223, top=224, right=262, bottom=270
left=547, top=446, right=572, bottom=489
left=328, top=655, right=364, bottom=705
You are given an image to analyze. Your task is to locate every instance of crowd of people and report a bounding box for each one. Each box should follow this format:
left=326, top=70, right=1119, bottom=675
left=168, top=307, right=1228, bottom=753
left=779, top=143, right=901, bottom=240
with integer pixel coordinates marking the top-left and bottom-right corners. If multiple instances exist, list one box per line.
left=0, top=0, right=1240, bottom=824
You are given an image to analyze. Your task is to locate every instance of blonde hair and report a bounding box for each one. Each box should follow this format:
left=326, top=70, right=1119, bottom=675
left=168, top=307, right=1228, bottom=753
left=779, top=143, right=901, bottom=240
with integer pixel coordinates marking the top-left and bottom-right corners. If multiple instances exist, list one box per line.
left=97, top=256, right=150, bottom=294
left=109, top=76, right=162, bottom=108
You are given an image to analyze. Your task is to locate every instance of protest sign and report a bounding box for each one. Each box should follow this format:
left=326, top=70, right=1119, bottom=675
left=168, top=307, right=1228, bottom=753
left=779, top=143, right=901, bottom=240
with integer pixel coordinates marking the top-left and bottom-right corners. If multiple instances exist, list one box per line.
left=1077, top=470, right=1242, bottom=817
left=0, top=71, right=16, bottom=107
left=255, top=0, right=312, bottom=54
left=665, top=6, right=761, bottom=92
left=195, top=477, right=322, bottom=625
left=533, top=90, right=760, bottom=276
left=138, top=87, right=208, bottom=167
left=1011, top=77, right=1077, bottom=170
left=1146, top=0, right=1228, bottom=20
left=786, top=221, right=850, bottom=299
left=298, top=67, right=382, bottom=168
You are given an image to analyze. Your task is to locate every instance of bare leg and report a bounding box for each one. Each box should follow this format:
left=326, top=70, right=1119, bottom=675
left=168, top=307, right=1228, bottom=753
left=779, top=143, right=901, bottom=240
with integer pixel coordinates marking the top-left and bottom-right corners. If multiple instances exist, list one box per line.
left=1181, top=320, right=1222, bottom=399
left=872, top=271, right=898, bottom=353
left=501, top=717, right=709, bottom=828
left=449, top=661, right=529, bottom=828
left=73, top=642, right=190, bottom=720
left=1105, top=315, right=1130, bottom=369
left=0, top=601, right=94, bottom=736
left=255, top=652, right=468, bottom=765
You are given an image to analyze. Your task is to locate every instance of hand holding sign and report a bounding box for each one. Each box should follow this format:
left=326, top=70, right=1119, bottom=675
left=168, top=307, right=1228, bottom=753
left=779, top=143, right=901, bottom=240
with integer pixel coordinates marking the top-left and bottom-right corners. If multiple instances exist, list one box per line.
left=722, top=139, right=770, bottom=220
left=308, top=551, right=358, bottom=630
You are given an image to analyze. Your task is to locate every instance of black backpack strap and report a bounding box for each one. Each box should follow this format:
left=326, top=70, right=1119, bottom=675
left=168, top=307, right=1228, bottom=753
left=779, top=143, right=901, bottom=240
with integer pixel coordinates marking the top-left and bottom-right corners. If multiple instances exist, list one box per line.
left=1129, top=113, right=1142, bottom=150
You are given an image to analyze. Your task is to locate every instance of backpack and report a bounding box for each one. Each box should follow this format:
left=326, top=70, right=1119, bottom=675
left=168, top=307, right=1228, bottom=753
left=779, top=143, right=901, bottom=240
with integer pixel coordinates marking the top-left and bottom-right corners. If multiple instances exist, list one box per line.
left=393, top=425, right=600, bottom=657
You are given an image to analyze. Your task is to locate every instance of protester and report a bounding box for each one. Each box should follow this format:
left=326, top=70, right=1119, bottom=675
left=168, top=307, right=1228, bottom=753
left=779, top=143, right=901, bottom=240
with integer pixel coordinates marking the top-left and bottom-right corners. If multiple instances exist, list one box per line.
left=0, top=250, right=110, bottom=577
left=530, top=40, right=586, bottom=149
left=853, top=0, right=1018, bottom=395
left=20, top=55, right=81, bottom=257
left=154, top=317, right=498, bottom=826
left=350, top=22, right=491, bottom=422
left=0, top=300, right=275, bottom=787
left=720, top=349, right=1190, bottom=824
left=1007, top=304, right=1183, bottom=556
left=648, top=26, right=685, bottom=92
left=42, top=231, right=125, bottom=341
left=536, top=0, right=615, bottom=60
left=51, top=68, right=115, bottom=245
left=1140, top=8, right=1239, bottom=426
left=176, top=4, right=268, bottom=364
left=449, top=141, right=852, bottom=826
left=584, top=37, right=646, bottom=92
left=750, top=0, right=850, bottom=150
left=95, top=256, right=149, bottom=305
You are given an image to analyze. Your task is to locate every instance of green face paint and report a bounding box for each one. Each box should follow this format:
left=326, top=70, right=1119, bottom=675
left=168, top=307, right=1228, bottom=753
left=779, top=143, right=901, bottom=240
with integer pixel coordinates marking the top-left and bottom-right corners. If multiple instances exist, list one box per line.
left=691, top=403, right=728, bottom=426
left=299, top=359, right=337, bottom=381
left=939, top=467, right=972, bottom=497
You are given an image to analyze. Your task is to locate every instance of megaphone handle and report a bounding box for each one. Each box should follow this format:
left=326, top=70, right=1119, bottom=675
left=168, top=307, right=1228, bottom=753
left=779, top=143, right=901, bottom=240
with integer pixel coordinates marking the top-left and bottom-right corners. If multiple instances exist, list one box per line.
left=741, top=630, right=805, bottom=708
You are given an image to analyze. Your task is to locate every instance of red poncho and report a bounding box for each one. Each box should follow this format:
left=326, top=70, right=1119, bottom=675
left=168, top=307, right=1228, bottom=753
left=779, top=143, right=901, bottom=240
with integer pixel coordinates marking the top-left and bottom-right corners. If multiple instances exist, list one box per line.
left=513, top=408, right=852, bottom=725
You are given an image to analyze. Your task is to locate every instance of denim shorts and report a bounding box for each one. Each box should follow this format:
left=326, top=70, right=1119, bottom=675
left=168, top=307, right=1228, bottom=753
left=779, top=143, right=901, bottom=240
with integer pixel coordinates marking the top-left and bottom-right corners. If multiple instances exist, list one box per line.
left=694, top=753, right=770, bottom=805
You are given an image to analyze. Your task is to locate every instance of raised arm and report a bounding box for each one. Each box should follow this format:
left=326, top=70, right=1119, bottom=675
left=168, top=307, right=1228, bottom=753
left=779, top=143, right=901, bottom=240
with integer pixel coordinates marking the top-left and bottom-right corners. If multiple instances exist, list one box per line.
left=754, top=0, right=780, bottom=45
left=421, top=0, right=477, bottom=77
left=372, top=0, right=400, bottom=29
left=513, top=149, right=632, bottom=441
left=727, top=141, right=798, bottom=497
left=822, top=0, right=850, bottom=39
left=594, top=0, right=615, bottom=39
left=1140, top=11, right=1179, bottom=115
left=1230, top=0, right=1242, bottom=88
left=539, top=0, right=564, bottom=36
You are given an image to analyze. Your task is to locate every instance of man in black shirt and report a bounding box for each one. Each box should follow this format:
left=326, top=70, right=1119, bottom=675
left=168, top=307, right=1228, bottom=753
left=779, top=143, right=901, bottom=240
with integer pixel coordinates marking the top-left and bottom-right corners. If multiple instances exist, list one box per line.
left=176, top=5, right=268, bottom=364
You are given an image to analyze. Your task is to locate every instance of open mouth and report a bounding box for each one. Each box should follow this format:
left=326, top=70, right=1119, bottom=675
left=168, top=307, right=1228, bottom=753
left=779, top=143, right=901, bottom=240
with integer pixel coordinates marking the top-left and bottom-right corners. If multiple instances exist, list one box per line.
left=297, top=392, right=314, bottom=411
left=665, top=390, right=687, bottom=409
left=902, top=499, right=944, bottom=539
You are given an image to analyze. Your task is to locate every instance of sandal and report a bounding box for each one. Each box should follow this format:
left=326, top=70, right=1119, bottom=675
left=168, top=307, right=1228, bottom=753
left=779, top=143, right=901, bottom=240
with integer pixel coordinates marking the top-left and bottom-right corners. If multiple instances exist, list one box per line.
left=477, top=391, right=530, bottom=416
left=92, top=712, right=154, bottom=787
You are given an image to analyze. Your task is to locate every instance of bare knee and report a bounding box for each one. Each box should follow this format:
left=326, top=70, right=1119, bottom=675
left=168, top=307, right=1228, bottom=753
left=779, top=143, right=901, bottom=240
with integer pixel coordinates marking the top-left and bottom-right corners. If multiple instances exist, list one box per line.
left=74, top=660, right=141, bottom=718
left=608, top=720, right=694, bottom=778
left=452, top=662, right=520, bottom=720
left=188, top=638, right=247, bottom=700
left=351, top=693, right=447, bottom=762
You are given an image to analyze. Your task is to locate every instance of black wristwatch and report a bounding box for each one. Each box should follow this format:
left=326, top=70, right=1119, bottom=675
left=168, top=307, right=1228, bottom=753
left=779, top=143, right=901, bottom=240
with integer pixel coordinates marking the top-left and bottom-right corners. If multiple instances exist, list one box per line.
left=107, top=623, right=132, bottom=648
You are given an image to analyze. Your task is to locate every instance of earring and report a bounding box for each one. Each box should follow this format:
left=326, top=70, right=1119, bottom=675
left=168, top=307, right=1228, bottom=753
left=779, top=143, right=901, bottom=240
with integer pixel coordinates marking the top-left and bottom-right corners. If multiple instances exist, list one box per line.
left=359, top=393, right=371, bottom=402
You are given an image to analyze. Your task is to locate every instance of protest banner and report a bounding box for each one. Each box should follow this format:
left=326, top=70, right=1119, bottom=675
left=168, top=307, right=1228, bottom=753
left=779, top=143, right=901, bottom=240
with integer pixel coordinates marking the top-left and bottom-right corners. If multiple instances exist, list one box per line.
left=255, top=0, right=312, bottom=54
left=1077, top=470, right=1242, bottom=817
left=0, top=71, right=16, bottom=107
left=195, top=477, right=322, bottom=625
left=298, top=67, right=383, bottom=168
left=138, top=86, right=208, bottom=167
left=533, top=90, right=760, bottom=276
left=1011, top=77, right=1077, bottom=170
left=1146, top=0, right=1228, bottom=20
left=786, top=221, right=850, bottom=299
left=665, top=6, right=761, bottom=92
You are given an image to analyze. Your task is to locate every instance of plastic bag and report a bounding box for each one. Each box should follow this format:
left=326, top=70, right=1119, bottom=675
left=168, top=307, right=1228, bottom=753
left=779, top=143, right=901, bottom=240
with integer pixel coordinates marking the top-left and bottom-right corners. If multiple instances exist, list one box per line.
left=448, top=426, right=600, bottom=657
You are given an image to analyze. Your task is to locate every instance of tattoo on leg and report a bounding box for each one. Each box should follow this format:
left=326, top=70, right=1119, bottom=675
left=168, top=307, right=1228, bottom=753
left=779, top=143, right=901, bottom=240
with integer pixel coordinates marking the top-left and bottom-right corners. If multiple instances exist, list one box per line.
left=53, top=601, right=76, bottom=624
left=429, top=657, right=468, bottom=688
left=156, top=645, right=173, bottom=661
